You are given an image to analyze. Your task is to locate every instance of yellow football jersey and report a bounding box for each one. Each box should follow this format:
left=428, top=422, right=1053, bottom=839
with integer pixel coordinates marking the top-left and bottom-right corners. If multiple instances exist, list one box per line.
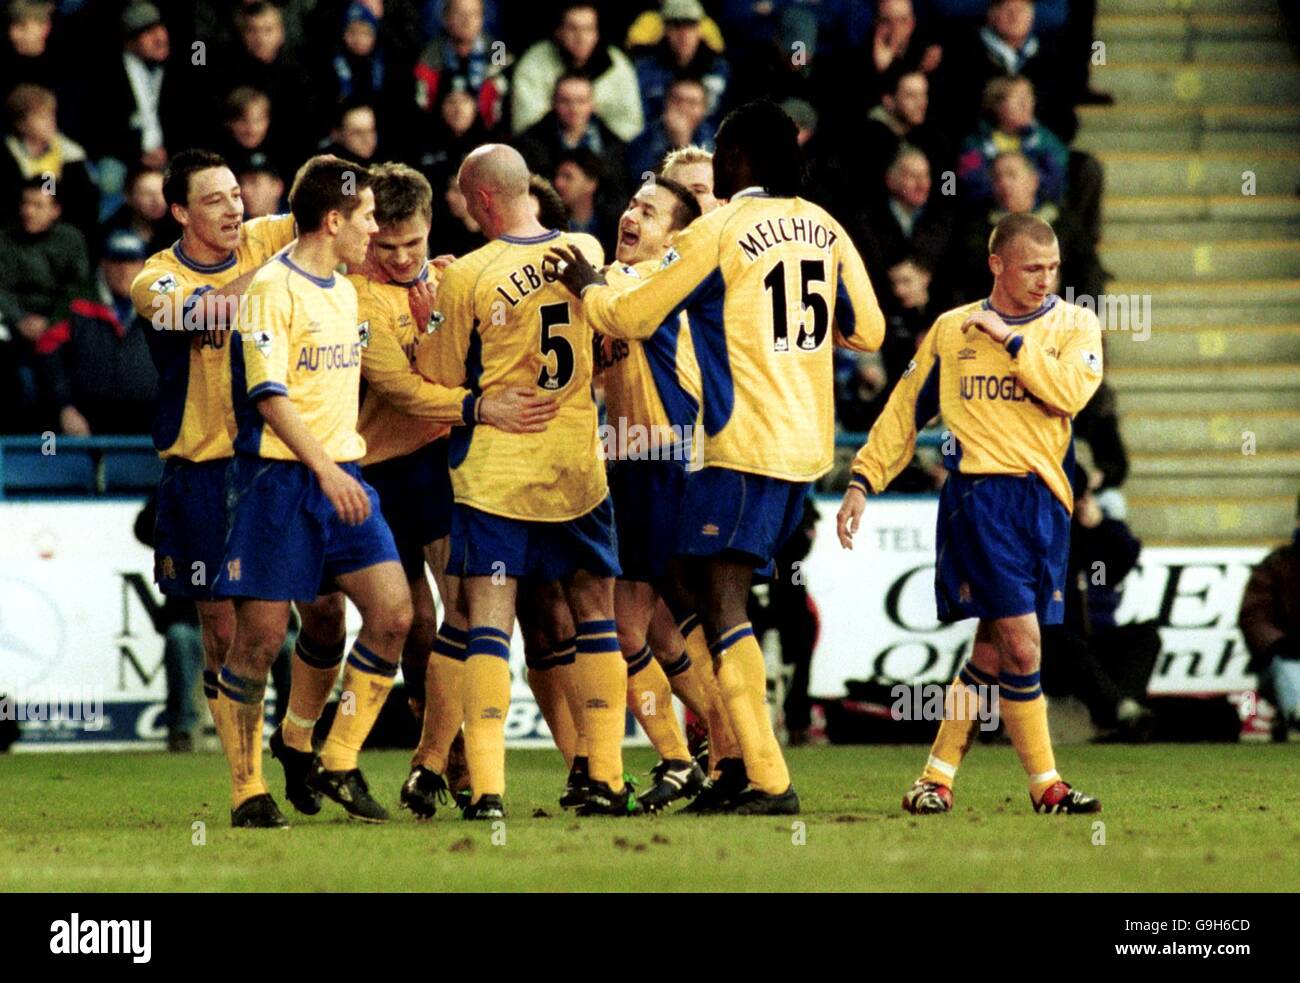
left=233, top=254, right=367, bottom=463
left=582, top=191, right=885, bottom=482
left=850, top=295, right=1104, bottom=513
left=597, top=259, right=701, bottom=458
left=129, top=214, right=296, bottom=462
left=349, top=262, right=473, bottom=466
left=415, top=230, right=606, bottom=521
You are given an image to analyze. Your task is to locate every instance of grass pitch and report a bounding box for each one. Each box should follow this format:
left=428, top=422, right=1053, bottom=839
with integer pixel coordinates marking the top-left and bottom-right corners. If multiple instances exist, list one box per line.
left=2, top=744, right=1297, bottom=892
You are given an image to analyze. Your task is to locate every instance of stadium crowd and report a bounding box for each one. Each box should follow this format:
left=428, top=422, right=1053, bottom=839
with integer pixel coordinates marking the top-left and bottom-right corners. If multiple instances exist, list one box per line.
left=1, top=0, right=1122, bottom=485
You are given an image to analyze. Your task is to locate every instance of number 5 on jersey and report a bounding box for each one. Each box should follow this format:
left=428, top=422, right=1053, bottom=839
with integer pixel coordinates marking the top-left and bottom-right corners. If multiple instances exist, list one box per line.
left=764, top=259, right=829, bottom=353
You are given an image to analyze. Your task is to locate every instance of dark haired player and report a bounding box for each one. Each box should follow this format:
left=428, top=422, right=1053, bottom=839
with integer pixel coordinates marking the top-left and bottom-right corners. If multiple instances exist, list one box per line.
left=550, top=100, right=886, bottom=814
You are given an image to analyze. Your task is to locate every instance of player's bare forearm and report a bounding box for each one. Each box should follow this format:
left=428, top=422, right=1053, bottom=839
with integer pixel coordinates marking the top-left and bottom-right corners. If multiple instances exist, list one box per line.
left=256, top=395, right=335, bottom=477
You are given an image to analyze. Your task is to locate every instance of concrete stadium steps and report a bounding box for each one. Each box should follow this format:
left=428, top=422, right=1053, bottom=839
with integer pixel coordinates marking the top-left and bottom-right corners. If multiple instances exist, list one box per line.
left=1097, top=153, right=1300, bottom=197
left=1098, top=241, right=1300, bottom=279
left=1118, top=409, right=1300, bottom=453
left=1095, top=64, right=1300, bottom=104
left=1100, top=0, right=1275, bottom=13
left=1123, top=495, right=1295, bottom=543
left=1105, top=327, right=1300, bottom=366
left=1090, top=0, right=1299, bottom=545
left=1103, top=280, right=1300, bottom=326
left=1096, top=13, right=1285, bottom=42
left=1109, top=364, right=1300, bottom=411
left=1103, top=195, right=1300, bottom=242
left=1125, top=451, right=1300, bottom=498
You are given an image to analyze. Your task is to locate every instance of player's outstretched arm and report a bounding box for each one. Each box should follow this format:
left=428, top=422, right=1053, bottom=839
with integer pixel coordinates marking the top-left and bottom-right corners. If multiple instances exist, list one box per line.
left=548, top=215, right=720, bottom=340
left=257, top=394, right=371, bottom=525
left=849, top=321, right=943, bottom=498
left=831, top=222, right=887, bottom=353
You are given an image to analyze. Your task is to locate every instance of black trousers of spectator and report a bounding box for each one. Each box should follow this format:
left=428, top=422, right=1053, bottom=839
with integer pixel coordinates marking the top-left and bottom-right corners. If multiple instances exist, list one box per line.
left=1041, top=622, right=1161, bottom=728
left=1067, top=150, right=1106, bottom=247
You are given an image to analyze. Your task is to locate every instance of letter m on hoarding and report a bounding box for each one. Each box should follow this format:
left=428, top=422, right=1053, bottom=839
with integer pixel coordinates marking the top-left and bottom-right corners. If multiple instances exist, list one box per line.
left=117, top=572, right=169, bottom=689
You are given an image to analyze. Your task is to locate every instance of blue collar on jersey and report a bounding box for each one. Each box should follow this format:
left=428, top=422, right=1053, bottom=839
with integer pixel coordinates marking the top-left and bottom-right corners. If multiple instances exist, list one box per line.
left=392, top=263, right=431, bottom=288
left=983, top=293, right=1058, bottom=325
left=500, top=229, right=562, bottom=245
left=172, top=239, right=237, bottom=274
left=278, top=253, right=336, bottom=288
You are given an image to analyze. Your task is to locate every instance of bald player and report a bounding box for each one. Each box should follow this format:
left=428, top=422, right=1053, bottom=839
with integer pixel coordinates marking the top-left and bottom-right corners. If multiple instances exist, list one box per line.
left=417, top=145, right=636, bottom=818
left=838, top=212, right=1103, bottom=816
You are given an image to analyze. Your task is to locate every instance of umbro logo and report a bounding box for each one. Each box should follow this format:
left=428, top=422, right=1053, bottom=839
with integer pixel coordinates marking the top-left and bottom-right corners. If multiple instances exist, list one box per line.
left=958, top=347, right=977, bottom=360
left=702, top=523, right=719, bottom=536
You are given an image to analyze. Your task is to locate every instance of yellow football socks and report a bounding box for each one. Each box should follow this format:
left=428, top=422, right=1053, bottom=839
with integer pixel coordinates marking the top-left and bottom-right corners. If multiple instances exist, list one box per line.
left=413, top=623, right=468, bottom=774
left=712, top=622, right=789, bottom=794
left=463, top=626, right=513, bottom=801
left=663, top=644, right=742, bottom=771
left=998, top=669, right=1060, bottom=802
left=626, top=645, right=691, bottom=762
left=319, top=641, right=397, bottom=773
left=215, top=667, right=267, bottom=809
left=553, top=637, right=588, bottom=760
left=575, top=619, right=626, bottom=791
left=919, top=660, right=996, bottom=788
left=281, top=634, right=344, bottom=753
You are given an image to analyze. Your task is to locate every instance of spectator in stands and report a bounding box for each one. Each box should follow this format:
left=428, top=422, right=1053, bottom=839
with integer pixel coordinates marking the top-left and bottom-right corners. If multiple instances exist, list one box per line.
left=1239, top=494, right=1300, bottom=736
left=0, top=177, right=88, bottom=430
left=511, top=3, right=644, bottom=143
left=626, top=77, right=715, bottom=181
left=2, top=0, right=58, bottom=97
left=328, top=1, right=390, bottom=106
left=104, top=165, right=171, bottom=256
left=860, top=0, right=942, bottom=103
left=1041, top=466, right=1159, bottom=741
left=217, top=86, right=288, bottom=182
left=81, top=2, right=180, bottom=171
left=957, top=75, right=1069, bottom=207
left=413, top=0, right=511, bottom=130
left=35, top=229, right=159, bottom=436
left=413, top=77, right=494, bottom=202
left=218, top=1, right=319, bottom=157
left=729, top=6, right=832, bottom=109
left=934, top=0, right=1076, bottom=143
left=322, top=100, right=380, bottom=167
left=237, top=159, right=286, bottom=219
left=714, top=0, right=870, bottom=61
left=780, top=97, right=817, bottom=147
left=553, top=146, right=621, bottom=255
left=528, top=172, right=569, bottom=229
left=1074, top=381, right=1130, bottom=518
left=0, top=83, right=97, bottom=234
left=955, top=152, right=1103, bottom=300
left=834, top=347, right=890, bottom=434
left=881, top=255, right=940, bottom=383
left=432, top=170, right=486, bottom=255
left=855, top=146, right=954, bottom=301
left=632, top=0, right=729, bottom=129
left=515, top=72, right=628, bottom=202
left=854, top=67, right=952, bottom=195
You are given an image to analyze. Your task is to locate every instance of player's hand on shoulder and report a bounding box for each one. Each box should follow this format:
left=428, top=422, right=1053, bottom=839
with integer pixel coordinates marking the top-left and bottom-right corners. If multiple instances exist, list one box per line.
left=961, top=309, right=1010, bottom=344
left=837, top=484, right=867, bottom=550
left=318, top=462, right=371, bottom=525
left=431, top=253, right=456, bottom=270
left=480, top=386, right=559, bottom=434
left=408, top=279, right=437, bottom=331
left=545, top=243, right=605, bottom=297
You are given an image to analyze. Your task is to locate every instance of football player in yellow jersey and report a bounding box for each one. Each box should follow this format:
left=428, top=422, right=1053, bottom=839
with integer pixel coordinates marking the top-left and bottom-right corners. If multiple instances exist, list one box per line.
left=415, top=144, right=635, bottom=819
left=594, top=174, right=749, bottom=813
left=551, top=100, right=886, bottom=815
left=324, top=162, right=558, bottom=819
left=211, top=155, right=412, bottom=828
left=129, top=150, right=348, bottom=764
left=837, top=213, right=1103, bottom=817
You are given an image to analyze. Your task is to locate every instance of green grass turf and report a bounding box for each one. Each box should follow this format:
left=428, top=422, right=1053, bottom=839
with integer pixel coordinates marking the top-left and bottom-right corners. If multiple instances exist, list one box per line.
left=2, top=744, right=1297, bottom=892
